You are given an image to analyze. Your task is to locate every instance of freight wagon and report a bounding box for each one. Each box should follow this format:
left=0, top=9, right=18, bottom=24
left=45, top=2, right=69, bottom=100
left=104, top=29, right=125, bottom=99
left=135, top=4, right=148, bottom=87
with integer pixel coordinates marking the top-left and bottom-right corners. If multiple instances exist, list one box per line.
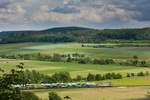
left=12, top=82, right=112, bottom=89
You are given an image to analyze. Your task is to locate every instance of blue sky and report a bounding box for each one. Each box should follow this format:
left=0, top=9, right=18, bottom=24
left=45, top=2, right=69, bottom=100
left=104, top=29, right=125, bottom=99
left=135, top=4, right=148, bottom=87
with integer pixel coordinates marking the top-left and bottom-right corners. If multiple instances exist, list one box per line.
left=0, top=0, right=150, bottom=31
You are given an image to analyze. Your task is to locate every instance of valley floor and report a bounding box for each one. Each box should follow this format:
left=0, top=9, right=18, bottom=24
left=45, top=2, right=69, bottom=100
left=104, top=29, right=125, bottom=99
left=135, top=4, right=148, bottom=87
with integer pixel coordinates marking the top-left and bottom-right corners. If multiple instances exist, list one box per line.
left=1, top=43, right=150, bottom=100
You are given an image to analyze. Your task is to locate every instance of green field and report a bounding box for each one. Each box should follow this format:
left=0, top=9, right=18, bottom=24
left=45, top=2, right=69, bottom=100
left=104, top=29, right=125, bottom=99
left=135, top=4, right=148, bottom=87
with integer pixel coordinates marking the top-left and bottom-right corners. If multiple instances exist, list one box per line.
left=0, top=59, right=146, bottom=76
left=1, top=42, right=150, bottom=80
left=1, top=42, right=150, bottom=59
left=1, top=58, right=150, bottom=86
left=1, top=42, right=150, bottom=100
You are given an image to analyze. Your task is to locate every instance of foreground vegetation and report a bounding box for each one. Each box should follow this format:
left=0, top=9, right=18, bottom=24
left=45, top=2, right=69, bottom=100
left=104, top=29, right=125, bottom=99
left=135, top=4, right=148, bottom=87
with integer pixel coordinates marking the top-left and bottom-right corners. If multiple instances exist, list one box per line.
left=0, top=64, right=64, bottom=100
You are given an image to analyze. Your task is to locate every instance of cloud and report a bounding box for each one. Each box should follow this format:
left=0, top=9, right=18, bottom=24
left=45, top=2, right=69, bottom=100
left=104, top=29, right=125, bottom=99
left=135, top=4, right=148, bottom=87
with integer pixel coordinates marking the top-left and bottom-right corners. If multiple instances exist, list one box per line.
left=32, top=3, right=138, bottom=26
left=106, top=0, right=150, bottom=22
left=51, top=6, right=80, bottom=14
left=0, top=1, right=10, bottom=8
left=0, top=4, right=26, bottom=23
left=0, top=0, right=150, bottom=31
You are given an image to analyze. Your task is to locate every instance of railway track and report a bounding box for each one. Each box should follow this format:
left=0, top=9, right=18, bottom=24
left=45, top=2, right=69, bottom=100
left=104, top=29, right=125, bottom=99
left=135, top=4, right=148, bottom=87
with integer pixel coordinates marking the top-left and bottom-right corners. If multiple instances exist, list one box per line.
left=21, top=85, right=150, bottom=90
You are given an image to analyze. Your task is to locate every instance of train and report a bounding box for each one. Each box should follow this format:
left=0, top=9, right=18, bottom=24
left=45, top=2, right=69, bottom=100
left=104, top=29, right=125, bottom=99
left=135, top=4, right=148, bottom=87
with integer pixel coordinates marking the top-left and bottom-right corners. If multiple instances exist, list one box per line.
left=12, top=83, right=113, bottom=90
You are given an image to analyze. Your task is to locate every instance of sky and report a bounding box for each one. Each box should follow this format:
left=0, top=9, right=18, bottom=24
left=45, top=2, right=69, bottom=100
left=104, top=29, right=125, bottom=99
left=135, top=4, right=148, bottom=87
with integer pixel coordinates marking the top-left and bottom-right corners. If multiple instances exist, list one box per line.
left=0, top=0, right=150, bottom=31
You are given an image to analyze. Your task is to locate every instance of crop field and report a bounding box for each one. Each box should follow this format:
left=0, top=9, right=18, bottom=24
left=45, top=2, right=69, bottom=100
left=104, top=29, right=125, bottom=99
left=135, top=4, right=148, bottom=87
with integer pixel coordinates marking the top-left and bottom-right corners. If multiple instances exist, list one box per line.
left=26, top=87, right=150, bottom=100
left=1, top=42, right=150, bottom=100
left=1, top=43, right=150, bottom=82
left=1, top=58, right=150, bottom=85
left=1, top=42, right=150, bottom=59
left=0, top=43, right=42, bottom=55
left=0, top=59, right=147, bottom=76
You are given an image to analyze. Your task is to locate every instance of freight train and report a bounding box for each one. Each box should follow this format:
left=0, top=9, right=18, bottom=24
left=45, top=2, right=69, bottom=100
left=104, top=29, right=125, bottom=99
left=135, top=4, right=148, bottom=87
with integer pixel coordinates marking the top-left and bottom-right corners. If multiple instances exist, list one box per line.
left=13, top=83, right=113, bottom=90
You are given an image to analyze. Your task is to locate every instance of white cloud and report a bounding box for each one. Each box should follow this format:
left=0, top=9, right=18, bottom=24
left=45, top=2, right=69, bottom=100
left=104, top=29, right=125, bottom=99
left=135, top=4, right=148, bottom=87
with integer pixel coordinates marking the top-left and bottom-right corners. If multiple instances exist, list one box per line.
left=31, top=4, right=139, bottom=25
left=0, top=4, right=26, bottom=23
left=63, top=0, right=70, bottom=5
left=0, top=0, right=150, bottom=30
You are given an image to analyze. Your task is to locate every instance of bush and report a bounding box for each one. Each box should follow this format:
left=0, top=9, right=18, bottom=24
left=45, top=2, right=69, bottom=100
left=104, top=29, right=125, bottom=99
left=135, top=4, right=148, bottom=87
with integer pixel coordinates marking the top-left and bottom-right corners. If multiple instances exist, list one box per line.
left=0, top=91, right=39, bottom=100
left=22, top=92, right=40, bottom=100
left=95, top=74, right=103, bottom=81
left=75, top=75, right=82, bottom=81
left=137, top=72, right=145, bottom=76
left=49, top=92, right=61, bottom=100
left=52, top=72, right=72, bottom=83
left=131, top=73, right=135, bottom=77
left=87, top=73, right=95, bottom=81
left=0, top=91, right=22, bottom=100
left=126, top=73, right=131, bottom=77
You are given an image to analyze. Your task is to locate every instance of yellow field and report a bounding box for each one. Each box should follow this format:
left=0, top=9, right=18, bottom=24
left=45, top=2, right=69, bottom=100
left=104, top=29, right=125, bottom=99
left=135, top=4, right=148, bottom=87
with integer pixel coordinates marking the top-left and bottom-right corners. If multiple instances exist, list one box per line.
left=26, top=87, right=150, bottom=100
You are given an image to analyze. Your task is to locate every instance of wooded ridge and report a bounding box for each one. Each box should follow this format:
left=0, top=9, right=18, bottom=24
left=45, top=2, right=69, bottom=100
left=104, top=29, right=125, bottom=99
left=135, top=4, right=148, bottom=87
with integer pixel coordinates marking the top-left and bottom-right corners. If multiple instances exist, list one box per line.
left=0, top=26, right=150, bottom=43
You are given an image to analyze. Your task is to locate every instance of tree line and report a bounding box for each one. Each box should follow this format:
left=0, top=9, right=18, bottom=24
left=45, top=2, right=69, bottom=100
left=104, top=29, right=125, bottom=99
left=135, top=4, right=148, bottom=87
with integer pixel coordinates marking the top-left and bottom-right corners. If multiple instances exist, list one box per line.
left=0, top=27, right=150, bottom=44
left=1, top=54, right=149, bottom=67
left=15, top=67, right=149, bottom=83
left=21, top=70, right=123, bottom=83
left=82, top=44, right=150, bottom=48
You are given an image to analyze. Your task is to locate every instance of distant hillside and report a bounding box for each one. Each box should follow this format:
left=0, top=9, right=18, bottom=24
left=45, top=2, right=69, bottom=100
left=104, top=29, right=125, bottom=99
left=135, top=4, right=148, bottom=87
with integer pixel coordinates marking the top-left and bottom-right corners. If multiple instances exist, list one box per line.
left=42, top=26, right=92, bottom=32
left=0, top=27, right=150, bottom=43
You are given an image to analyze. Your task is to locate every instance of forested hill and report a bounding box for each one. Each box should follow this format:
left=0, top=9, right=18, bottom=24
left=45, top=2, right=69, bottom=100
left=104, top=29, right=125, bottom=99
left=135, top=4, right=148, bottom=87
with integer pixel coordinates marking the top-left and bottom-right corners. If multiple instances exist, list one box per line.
left=0, top=27, right=150, bottom=43
left=42, top=26, right=92, bottom=32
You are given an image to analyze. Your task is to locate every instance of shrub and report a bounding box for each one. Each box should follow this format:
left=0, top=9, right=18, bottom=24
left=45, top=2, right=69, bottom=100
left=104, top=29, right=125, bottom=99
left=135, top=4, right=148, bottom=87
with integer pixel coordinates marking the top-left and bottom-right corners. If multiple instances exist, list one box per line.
left=22, top=92, right=40, bottom=100
left=95, top=74, right=103, bottom=81
left=87, top=73, right=95, bottom=81
left=49, top=92, right=61, bottom=100
left=137, top=72, right=145, bottom=76
left=131, top=73, right=135, bottom=77
left=126, top=73, right=131, bottom=77
left=0, top=91, right=22, bottom=100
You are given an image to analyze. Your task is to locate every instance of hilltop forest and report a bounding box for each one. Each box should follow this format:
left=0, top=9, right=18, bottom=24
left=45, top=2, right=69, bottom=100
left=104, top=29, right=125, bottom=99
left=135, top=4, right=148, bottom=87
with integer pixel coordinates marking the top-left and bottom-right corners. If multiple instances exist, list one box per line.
left=0, top=27, right=150, bottom=43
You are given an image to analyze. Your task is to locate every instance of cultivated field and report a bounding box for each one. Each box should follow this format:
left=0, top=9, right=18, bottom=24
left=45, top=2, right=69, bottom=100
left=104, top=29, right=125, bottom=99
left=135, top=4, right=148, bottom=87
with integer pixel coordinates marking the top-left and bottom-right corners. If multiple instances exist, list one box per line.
left=1, top=42, right=150, bottom=59
left=26, top=87, right=150, bottom=100
left=1, top=43, right=150, bottom=81
left=0, top=59, right=145, bottom=76
left=1, top=59, right=150, bottom=86
left=1, top=42, right=150, bottom=100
